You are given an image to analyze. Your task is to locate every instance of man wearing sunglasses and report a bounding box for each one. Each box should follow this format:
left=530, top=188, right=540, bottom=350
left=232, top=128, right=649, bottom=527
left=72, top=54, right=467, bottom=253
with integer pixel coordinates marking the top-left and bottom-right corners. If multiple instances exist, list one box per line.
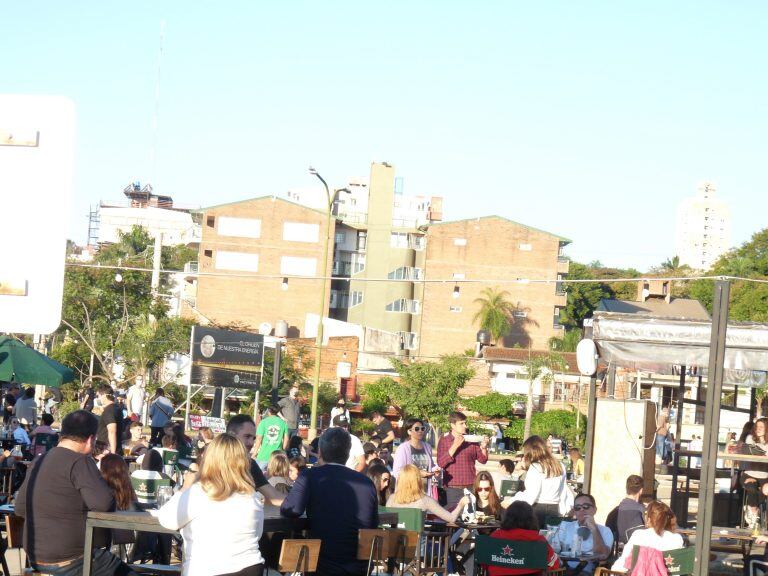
left=556, top=493, right=613, bottom=575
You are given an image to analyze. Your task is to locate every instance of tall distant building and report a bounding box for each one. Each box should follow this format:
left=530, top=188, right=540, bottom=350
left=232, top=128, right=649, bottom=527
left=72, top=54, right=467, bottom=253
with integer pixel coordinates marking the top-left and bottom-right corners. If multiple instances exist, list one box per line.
left=675, top=182, right=731, bottom=271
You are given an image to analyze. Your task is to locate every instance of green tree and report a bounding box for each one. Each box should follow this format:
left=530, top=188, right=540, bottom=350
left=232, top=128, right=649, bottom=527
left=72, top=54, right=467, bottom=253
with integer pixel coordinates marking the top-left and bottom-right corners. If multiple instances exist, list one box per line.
left=522, top=351, right=566, bottom=440
left=505, top=409, right=581, bottom=447
left=548, top=329, right=581, bottom=352
left=463, top=392, right=524, bottom=419
left=362, top=355, right=475, bottom=429
left=52, top=225, right=195, bottom=387
left=689, top=228, right=768, bottom=321
left=561, top=262, right=641, bottom=330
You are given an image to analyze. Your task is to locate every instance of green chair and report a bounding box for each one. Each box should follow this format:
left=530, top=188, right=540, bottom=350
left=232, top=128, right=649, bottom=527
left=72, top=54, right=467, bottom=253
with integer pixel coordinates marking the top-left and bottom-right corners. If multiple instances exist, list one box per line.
left=499, top=479, right=522, bottom=498
left=629, top=546, right=695, bottom=576
left=474, top=535, right=562, bottom=576
left=379, top=506, right=425, bottom=532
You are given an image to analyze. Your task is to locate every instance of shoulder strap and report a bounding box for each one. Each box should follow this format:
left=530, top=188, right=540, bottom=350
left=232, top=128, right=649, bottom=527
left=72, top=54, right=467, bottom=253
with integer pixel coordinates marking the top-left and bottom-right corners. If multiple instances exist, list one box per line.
left=24, top=451, right=50, bottom=569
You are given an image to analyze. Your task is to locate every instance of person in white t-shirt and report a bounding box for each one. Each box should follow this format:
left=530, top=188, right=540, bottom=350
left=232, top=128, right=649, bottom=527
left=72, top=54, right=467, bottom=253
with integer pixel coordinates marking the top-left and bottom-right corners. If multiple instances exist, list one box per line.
left=158, top=433, right=265, bottom=576
left=126, top=376, right=146, bottom=422
left=557, top=493, right=613, bottom=575
left=611, top=500, right=684, bottom=572
left=331, top=414, right=365, bottom=472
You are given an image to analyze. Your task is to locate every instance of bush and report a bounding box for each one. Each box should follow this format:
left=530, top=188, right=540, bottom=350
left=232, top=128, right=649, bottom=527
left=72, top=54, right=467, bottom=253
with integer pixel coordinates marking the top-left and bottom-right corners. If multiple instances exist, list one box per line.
left=463, top=392, right=525, bottom=418
left=504, top=409, right=582, bottom=447
left=57, top=400, right=81, bottom=420
left=351, top=418, right=376, bottom=439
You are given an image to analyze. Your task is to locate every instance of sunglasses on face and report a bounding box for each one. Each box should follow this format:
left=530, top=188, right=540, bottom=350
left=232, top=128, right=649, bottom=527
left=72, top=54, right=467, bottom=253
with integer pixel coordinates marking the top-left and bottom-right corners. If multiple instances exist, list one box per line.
left=411, top=426, right=425, bottom=432
left=573, top=504, right=594, bottom=511
left=477, top=486, right=492, bottom=492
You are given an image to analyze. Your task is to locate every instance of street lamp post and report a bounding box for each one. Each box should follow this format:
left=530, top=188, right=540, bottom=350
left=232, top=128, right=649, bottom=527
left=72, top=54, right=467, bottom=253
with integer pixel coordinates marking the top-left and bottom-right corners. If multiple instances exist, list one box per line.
left=307, top=167, right=348, bottom=440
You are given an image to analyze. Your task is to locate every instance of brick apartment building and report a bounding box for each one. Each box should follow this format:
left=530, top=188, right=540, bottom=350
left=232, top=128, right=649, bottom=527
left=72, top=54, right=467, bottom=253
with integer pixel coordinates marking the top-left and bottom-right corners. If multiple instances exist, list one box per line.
left=189, top=196, right=335, bottom=334
left=415, top=216, right=570, bottom=358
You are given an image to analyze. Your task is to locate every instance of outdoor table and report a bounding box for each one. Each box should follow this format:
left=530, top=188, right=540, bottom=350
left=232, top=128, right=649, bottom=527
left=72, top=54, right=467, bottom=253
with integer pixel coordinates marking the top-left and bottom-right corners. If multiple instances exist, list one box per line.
left=83, top=509, right=401, bottom=575
left=678, top=526, right=757, bottom=558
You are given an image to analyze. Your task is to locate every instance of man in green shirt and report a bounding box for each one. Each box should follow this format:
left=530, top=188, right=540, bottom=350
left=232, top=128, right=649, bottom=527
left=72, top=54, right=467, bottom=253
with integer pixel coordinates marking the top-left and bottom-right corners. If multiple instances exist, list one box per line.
left=254, top=405, right=289, bottom=468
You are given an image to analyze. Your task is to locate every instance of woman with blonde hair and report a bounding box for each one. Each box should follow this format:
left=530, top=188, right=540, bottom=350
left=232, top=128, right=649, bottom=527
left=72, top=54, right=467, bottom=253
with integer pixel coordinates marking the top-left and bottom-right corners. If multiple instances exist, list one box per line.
left=386, top=464, right=468, bottom=523
left=611, top=501, right=683, bottom=572
left=158, top=433, right=265, bottom=576
left=266, top=451, right=292, bottom=494
left=510, top=435, right=567, bottom=527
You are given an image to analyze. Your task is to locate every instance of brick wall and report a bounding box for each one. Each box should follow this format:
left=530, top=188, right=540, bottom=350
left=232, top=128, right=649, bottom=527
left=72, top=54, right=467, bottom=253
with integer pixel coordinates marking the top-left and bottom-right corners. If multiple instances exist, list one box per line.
left=193, top=197, right=335, bottom=336
left=417, top=217, right=568, bottom=358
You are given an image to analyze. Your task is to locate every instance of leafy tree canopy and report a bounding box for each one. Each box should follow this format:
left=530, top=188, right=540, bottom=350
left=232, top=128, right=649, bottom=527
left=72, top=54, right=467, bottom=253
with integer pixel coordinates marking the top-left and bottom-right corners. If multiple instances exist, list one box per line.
left=362, top=355, right=475, bottom=429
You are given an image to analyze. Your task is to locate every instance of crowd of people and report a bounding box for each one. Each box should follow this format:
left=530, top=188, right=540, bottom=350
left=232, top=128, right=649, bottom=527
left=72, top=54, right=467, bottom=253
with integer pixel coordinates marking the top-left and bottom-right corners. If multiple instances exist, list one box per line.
left=8, top=378, right=698, bottom=576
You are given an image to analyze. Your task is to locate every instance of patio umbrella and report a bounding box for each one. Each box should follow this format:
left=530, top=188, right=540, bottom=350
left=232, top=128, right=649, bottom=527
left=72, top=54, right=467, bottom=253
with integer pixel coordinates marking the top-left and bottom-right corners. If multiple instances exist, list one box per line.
left=0, top=336, right=74, bottom=387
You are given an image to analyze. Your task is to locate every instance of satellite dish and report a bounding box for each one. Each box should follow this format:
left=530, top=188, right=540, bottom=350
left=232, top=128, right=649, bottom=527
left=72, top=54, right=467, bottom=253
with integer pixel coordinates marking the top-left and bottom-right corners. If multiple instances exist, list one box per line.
left=576, top=339, right=598, bottom=376
left=258, top=322, right=272, bottom=336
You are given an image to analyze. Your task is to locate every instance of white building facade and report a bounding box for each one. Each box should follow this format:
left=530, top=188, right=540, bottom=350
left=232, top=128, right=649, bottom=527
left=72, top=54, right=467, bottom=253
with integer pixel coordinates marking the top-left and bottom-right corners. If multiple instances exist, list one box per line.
left=675, top=182, right=731, bottom=271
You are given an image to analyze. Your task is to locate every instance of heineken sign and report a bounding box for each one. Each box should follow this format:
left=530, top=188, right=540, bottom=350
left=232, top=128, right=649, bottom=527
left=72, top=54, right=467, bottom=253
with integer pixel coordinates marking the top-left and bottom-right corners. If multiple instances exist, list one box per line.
left=474, top=536, right=547, bottom=570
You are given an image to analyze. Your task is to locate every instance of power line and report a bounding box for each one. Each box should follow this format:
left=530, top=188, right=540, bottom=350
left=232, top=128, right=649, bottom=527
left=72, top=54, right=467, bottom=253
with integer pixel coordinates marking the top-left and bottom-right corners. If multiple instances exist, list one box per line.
left=66, top=261, right=766, bottom=285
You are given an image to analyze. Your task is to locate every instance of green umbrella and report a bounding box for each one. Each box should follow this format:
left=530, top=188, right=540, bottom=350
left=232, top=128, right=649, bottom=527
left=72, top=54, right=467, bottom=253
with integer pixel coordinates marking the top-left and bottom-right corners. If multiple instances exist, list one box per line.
left=0, top=336, right=75, bottom=388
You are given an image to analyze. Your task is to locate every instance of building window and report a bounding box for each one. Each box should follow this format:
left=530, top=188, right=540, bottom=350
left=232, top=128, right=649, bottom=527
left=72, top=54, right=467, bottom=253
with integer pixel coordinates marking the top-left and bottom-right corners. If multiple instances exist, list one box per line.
left=385, top=298, right=421, bottom=314
left=409, top=234, right=425, bottom=250
left=452, top=272, right=466, bottom=280
left=206, top=216, right=215, bottom=227
left=335, top=231, right=346, bottom=244
left=280, top=256, right=317, bottom=276
left=357, top=231, right=367, bottom=251
left=449, top=306, right=463, bottom=313
left=217, top=216, right=261, bottom=239
left=215, top=251, right=259, bottom=272
left=203, top=249, right=213, bottom=258
left=519, top=243, right=532, bottom=251
left=513, top=310, right=528, bottom=319
left=390, top=232, right=408, bottom=248
left=553, top=306, right=563, bottom=328
left=388, top=267, right=423, bottom=281
left=330, top=290, right=349, bottom=309
left=453, top=238, right=467, bottom=246
left=283, top=222, right=320, bottom=243
left=398, top=331, right=419, bottom=350
left=350, top=291, right=364, bottom=307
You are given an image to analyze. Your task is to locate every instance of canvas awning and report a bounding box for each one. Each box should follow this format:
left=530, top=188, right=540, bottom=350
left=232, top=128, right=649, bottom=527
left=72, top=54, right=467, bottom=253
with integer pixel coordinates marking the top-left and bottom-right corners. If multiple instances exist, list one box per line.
left=591, top=313, right=768, bottom=384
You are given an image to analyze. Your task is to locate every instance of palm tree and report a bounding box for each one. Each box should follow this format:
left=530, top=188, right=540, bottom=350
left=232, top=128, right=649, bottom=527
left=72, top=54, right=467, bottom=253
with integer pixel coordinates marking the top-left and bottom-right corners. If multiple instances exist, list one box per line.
left=522, top=350, right=566, bottom=440
left=472, top=287, right=517, bottom=344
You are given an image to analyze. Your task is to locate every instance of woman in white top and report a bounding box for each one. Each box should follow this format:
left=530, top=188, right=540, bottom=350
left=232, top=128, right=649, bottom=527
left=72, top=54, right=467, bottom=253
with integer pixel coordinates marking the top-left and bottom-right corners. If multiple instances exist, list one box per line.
left=612, top=500, right=684, bottom=572
left=158, top=433, right=265, bottom=576
left=511, top=435, right=567, bottom=527
left=329, top=398, right=351, bottom=424
left=742, top=418, right=768, bottom=524
left=386, top=464, right=468, bottom=523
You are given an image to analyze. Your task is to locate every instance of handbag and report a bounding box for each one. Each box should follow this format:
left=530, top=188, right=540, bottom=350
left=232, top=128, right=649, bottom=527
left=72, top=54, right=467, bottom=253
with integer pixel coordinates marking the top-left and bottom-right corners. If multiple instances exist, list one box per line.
left=558, top=472, right=576, bottom=515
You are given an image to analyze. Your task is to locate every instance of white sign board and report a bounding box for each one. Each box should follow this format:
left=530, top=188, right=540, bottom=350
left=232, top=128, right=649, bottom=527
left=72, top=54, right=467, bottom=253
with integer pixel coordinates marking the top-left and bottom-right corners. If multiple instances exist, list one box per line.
left=0, top=95, right=75, bottom=334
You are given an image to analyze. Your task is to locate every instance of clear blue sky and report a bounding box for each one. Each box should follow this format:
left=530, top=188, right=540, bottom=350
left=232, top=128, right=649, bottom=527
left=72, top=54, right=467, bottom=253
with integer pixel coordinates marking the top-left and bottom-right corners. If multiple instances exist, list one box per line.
left=5, top=1, right=766, bottom=271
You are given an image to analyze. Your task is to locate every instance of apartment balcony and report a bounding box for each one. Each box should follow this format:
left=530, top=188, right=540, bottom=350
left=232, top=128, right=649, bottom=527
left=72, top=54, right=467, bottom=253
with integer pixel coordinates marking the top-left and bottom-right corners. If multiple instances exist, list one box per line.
left=337, top=211, right=368, bottom=225
left=184, top=261, right=199, bottom=275
left=333, top=261, right=352, bottom=277
left=555, top=292, right=568, bottom=306
left=556, top=256, right=570, bottom=274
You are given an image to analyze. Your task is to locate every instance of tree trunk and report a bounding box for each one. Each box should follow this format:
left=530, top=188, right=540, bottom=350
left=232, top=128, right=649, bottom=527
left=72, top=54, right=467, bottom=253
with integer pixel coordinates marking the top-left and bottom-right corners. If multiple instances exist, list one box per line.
left=524, top=377, right=534, bottom=440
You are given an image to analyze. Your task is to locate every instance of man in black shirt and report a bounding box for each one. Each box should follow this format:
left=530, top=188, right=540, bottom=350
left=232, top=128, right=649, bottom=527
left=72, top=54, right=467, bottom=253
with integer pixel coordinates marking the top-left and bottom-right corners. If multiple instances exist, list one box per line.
left=226, top=414, right=284, bottom=505
left=371, top=411, right=395, bottom=453
left=16, top=410, right=135, bottom=575
left=96, top=385, right=123, bottom=454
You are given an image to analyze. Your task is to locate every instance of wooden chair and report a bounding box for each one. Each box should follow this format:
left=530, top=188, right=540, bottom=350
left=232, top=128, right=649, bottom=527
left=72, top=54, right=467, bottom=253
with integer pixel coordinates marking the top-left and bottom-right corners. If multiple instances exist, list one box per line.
left=392, top=529, right=451, bottom=576
left=278, top=539, right=321, bottom=575
left=6, top=514, right=26, bottom=574
left=474, top=534, right=564, bottom=576
left=357, top=529, right=391, bottom=576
